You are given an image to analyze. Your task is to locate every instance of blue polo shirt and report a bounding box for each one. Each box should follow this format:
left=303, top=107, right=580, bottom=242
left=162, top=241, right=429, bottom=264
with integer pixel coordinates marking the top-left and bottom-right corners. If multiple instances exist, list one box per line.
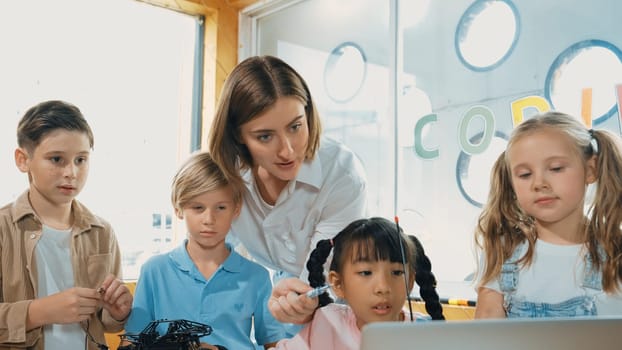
left=125, top=241, right=286, bottom=349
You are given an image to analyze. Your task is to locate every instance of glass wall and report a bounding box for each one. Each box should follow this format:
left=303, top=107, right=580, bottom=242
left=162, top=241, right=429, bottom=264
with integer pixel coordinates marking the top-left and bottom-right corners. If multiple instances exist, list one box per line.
left=243, top=0, right=622, bottom=298
left=0, top=0, right=197, bottom=280
left=250, top=0, right=394, bottom=218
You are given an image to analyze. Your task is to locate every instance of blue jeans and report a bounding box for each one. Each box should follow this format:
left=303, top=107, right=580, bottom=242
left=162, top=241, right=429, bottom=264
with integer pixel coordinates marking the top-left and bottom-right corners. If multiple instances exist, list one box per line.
left=506, top=295, right=596, bottom=317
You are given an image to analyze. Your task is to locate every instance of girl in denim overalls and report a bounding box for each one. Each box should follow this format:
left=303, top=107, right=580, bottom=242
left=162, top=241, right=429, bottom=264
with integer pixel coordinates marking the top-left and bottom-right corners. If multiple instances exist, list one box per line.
left=474, top=111, right=622, bottom=318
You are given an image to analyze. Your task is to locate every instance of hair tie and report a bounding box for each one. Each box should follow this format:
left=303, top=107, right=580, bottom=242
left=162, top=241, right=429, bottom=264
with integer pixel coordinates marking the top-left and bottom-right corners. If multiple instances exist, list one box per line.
left=589, top=129, right=599, bottom=154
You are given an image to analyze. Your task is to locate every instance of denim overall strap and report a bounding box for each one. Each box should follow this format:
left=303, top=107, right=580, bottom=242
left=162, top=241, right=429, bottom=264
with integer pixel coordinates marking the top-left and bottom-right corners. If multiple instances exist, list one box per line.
left=499, top=245, right=525, bottom=311
left=579, top=246, right=605, bottom=314
left=582, top=245, right=605, bottom=291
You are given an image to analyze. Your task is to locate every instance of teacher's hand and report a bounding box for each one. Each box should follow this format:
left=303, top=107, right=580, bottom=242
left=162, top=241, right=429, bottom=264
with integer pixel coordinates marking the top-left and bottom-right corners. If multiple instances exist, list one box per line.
left=268, top=278, right=318, bottom=324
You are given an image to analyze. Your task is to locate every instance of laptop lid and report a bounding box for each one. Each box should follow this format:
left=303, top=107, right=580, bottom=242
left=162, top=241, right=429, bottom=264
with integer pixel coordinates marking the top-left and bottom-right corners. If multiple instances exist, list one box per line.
left=361, top=317, right=622, bottom=350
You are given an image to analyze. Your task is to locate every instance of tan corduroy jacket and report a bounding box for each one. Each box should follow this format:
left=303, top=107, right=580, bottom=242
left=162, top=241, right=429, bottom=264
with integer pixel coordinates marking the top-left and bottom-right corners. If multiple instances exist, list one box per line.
left=0, top=191, right=126, bottom=350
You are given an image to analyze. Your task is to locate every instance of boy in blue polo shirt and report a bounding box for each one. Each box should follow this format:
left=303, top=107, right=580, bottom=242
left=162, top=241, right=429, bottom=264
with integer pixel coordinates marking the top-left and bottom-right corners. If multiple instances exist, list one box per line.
left=124, top=152, right=285, bottom=350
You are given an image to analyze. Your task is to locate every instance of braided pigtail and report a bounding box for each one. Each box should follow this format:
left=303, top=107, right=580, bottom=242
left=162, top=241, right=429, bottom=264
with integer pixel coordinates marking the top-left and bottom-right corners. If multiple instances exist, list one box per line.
left=306, top=239, right=334, bottom=307
left=410, top=236, right=445, bottom=320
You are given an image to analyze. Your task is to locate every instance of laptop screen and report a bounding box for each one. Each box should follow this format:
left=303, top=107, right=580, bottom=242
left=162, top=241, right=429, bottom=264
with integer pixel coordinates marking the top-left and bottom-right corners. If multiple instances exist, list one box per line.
left=361, top=316, right=622, bottom=350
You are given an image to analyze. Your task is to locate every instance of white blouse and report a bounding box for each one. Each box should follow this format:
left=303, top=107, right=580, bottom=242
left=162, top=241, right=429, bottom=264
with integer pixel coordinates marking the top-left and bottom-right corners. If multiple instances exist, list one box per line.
left=230, top=137, right=368, bottom=278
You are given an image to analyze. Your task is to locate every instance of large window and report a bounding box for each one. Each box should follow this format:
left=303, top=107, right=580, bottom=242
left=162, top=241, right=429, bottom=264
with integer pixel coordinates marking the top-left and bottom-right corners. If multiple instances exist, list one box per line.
left=0, top=0, right=197, bottom=280
left=242, top=0, right=622, bottom=300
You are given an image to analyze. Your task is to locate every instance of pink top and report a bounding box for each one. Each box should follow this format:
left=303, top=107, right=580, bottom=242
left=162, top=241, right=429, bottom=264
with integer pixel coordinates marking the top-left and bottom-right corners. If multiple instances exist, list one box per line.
left=270, top=304, right=361, bottom=350
left=270, top=303, right=425, bottom=350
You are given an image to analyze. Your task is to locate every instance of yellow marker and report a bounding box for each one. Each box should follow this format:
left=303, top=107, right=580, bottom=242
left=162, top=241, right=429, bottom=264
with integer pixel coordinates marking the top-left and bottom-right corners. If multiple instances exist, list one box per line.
left=447, top=298, right=468, bottom=306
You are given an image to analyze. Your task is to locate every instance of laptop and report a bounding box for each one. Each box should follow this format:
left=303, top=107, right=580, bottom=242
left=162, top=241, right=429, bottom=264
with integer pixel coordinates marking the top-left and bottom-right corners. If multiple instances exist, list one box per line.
left=361, top=316, right=622, bottom=350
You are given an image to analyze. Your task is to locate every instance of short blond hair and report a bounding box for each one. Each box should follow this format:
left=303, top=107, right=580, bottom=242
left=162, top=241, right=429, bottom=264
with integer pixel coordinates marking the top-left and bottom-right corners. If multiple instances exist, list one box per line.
left=171, top=152, right=242, bottom=213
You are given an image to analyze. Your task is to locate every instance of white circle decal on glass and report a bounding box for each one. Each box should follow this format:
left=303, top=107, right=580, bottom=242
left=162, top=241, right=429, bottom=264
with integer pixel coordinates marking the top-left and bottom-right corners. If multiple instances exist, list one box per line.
left=455, top=0, right=519, bottom=71
left=545, top=40, right=622, bottom=124
left=324, top=42, right=367, bottom=103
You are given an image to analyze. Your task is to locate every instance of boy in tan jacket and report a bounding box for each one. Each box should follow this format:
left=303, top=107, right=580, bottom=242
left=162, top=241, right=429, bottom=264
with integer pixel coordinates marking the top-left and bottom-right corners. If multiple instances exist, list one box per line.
left=0, top=100, right=132, bottom=349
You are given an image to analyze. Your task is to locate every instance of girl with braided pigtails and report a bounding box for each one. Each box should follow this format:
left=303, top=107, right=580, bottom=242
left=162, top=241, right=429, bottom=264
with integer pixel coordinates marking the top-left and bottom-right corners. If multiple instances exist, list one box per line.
left=269, top=217, right=444, bottom=350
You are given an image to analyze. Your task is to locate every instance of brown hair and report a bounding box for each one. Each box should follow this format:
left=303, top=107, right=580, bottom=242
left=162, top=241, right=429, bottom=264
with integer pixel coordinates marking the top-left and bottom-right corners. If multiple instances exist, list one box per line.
left=208, top=55, right=322, bottom=186
left=17, top=100, right=94, bottom=154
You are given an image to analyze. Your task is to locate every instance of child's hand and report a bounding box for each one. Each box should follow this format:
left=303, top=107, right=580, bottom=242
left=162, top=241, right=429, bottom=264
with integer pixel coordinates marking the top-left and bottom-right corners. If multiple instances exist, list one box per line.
left=27, top=287, right=101, bottom=328
left=98, top=274, right=133, bottom=321
left=268, top=277, right=317, bottom=324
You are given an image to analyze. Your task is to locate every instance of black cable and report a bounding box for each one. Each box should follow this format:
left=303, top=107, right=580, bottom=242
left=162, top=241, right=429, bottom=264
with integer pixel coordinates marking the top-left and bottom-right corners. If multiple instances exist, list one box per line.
left=82, top=319, right=109, bottom=350
left=395, top=216, right=414, bottom=321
